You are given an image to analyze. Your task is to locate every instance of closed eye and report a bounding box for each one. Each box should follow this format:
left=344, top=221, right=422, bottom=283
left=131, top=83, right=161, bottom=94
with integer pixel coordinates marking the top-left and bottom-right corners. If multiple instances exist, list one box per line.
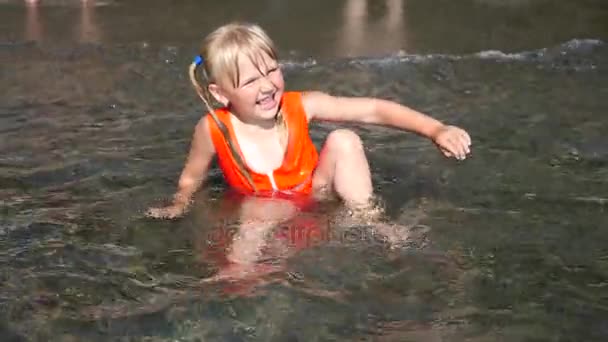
left=267, top=67, right=281, bottom=76
left=240, top=67, right=279, bottom=87
left=241, top=77, right=258, bottom=87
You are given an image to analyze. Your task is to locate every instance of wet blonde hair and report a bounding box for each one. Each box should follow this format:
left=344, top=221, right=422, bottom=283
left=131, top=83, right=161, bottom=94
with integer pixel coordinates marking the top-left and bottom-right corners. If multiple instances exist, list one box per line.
left=189, top=22, right=288, bottom=192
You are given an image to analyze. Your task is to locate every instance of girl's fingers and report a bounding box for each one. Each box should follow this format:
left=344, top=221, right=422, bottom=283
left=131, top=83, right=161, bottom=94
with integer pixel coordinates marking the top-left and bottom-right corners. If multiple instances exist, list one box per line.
left=446, top=141, right=462, bottom=160
left=451, top=131, right=471, bottom=159
left=456, top=132, right=470, bottom=154
left=448, top=137, right=463, bottom=157
left=440, top=146, right=453, bottom=158
left=438, top=129, right=472, bottom=160
left=458, top=135, right=470, bottom=156
left=460, top=129, right=472, bottom=147
left=146, top=207, right=178, bottom=219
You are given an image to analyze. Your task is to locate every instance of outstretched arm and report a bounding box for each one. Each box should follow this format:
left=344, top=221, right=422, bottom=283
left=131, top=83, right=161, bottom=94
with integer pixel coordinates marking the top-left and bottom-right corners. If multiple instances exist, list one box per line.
left=147, top=117, right=216, bottom=219
left=302, top=91, right=471, bottom=160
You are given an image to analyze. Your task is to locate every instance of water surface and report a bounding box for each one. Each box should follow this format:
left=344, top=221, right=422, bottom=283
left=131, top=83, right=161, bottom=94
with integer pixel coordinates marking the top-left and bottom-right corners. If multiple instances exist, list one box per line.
left=1, top=0, right=608, bottom=341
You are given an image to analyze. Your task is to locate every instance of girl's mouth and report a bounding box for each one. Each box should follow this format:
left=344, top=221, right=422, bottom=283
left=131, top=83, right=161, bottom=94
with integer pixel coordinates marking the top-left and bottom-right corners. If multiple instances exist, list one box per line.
left=256, top=92, right=277, bottom=110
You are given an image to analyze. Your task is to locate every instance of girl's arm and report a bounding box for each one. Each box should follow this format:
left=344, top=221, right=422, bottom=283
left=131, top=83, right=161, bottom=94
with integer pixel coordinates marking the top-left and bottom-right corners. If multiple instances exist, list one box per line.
left=147, top=117, right=216, bottom=219
left=302, top=91, right=471, bottom=159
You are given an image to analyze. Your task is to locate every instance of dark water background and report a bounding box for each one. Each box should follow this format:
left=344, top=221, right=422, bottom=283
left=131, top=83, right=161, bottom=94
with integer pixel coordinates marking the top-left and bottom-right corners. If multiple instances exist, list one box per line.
left=1, top=0, right=608, bottom=341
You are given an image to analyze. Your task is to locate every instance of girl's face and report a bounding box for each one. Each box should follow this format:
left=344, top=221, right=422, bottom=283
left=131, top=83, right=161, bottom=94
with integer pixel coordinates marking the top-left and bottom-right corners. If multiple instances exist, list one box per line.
left=210, top=51, right=284, bottom=124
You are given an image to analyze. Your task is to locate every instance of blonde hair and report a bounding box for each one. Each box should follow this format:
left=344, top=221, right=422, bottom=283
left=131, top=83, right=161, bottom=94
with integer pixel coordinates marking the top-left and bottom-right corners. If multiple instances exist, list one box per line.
left=188, top=22, right=288, bottom=193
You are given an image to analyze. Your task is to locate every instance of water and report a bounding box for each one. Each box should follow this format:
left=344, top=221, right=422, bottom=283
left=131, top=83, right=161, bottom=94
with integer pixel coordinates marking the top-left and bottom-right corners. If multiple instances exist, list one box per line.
left=2, top=0, right=608, bottom=341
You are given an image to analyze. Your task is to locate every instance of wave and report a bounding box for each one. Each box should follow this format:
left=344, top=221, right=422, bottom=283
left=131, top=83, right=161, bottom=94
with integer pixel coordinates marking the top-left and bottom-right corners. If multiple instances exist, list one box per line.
left=281, top=39, right=605, bottom=71
left=3, top=38, right=604, bottom=72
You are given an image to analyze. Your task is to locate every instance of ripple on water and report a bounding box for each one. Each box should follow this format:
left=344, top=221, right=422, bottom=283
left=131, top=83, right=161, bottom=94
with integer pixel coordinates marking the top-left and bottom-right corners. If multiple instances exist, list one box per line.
left=1, top=37, right=607, bottom=340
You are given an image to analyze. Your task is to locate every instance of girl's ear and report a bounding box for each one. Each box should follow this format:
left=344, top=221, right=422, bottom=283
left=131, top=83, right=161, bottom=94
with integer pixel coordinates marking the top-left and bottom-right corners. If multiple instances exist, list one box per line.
left=208, top=83, right=229, bottom=106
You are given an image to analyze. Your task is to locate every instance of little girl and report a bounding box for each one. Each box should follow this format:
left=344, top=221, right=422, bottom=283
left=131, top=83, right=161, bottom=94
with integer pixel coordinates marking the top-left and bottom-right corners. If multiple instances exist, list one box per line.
left=147, top=22, right=471, bottom=273
left=147, top=21, right=470, bottom=228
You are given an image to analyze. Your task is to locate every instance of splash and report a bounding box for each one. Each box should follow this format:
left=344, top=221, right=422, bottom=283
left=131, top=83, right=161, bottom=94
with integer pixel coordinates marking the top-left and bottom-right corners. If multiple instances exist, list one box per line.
left=281, top=38, right=605, bottom=72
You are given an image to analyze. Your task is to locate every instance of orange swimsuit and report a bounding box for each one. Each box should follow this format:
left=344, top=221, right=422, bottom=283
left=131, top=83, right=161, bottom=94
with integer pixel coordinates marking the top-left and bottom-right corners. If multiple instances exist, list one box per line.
left=207, top=91, right=319, bottom=196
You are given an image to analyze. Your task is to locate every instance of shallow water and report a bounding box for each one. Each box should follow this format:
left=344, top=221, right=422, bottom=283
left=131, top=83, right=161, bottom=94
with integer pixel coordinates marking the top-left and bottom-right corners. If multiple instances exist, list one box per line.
left=2, top=0, right=608, bottom=341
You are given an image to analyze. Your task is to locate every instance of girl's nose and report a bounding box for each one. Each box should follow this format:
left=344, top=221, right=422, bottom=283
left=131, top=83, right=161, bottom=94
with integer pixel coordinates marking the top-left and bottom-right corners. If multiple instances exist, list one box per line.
left=259, top=76, right=275, bottom=92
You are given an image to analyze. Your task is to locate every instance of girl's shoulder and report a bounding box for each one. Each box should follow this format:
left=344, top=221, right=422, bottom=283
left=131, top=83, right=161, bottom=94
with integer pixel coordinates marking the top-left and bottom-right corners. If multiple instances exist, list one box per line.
left=191, top=113, right=216, bottom=153
left=299, top=91, right=334, bottom=121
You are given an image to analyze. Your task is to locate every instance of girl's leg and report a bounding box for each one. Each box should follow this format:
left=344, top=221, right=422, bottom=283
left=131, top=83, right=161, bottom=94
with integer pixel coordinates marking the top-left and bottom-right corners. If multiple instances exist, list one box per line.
left=312, top=129, right=374, bottom=209
left=226, top=196, right=296, bottom=264
left=199, top=196, right=296, bottom=284
left=312, top=129, right=413, bottom=246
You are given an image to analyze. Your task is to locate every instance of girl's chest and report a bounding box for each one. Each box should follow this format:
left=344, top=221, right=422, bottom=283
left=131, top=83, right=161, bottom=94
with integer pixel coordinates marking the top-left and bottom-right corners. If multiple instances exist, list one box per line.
left=237, top=132, right=287, bottom=174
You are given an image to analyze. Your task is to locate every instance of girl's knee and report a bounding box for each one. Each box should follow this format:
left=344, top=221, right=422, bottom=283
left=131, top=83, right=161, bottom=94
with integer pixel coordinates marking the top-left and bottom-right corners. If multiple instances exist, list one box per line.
left=326, top=129, right=364, bottom=153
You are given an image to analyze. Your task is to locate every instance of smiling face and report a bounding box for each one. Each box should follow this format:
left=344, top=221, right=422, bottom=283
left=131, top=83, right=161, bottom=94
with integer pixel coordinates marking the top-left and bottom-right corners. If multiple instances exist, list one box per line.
left=210, top=51, right=285, bottom=123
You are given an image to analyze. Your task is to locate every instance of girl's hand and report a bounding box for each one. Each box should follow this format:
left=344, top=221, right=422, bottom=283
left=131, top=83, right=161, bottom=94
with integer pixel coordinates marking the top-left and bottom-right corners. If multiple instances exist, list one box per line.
left=432, top=125, right=472, bottom=160
left=145, top=205, right=186, bottom=219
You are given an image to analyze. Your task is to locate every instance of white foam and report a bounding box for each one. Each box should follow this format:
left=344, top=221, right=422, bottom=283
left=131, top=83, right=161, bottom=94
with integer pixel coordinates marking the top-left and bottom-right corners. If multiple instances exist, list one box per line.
left=279, top=38, right=604, bottom=68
